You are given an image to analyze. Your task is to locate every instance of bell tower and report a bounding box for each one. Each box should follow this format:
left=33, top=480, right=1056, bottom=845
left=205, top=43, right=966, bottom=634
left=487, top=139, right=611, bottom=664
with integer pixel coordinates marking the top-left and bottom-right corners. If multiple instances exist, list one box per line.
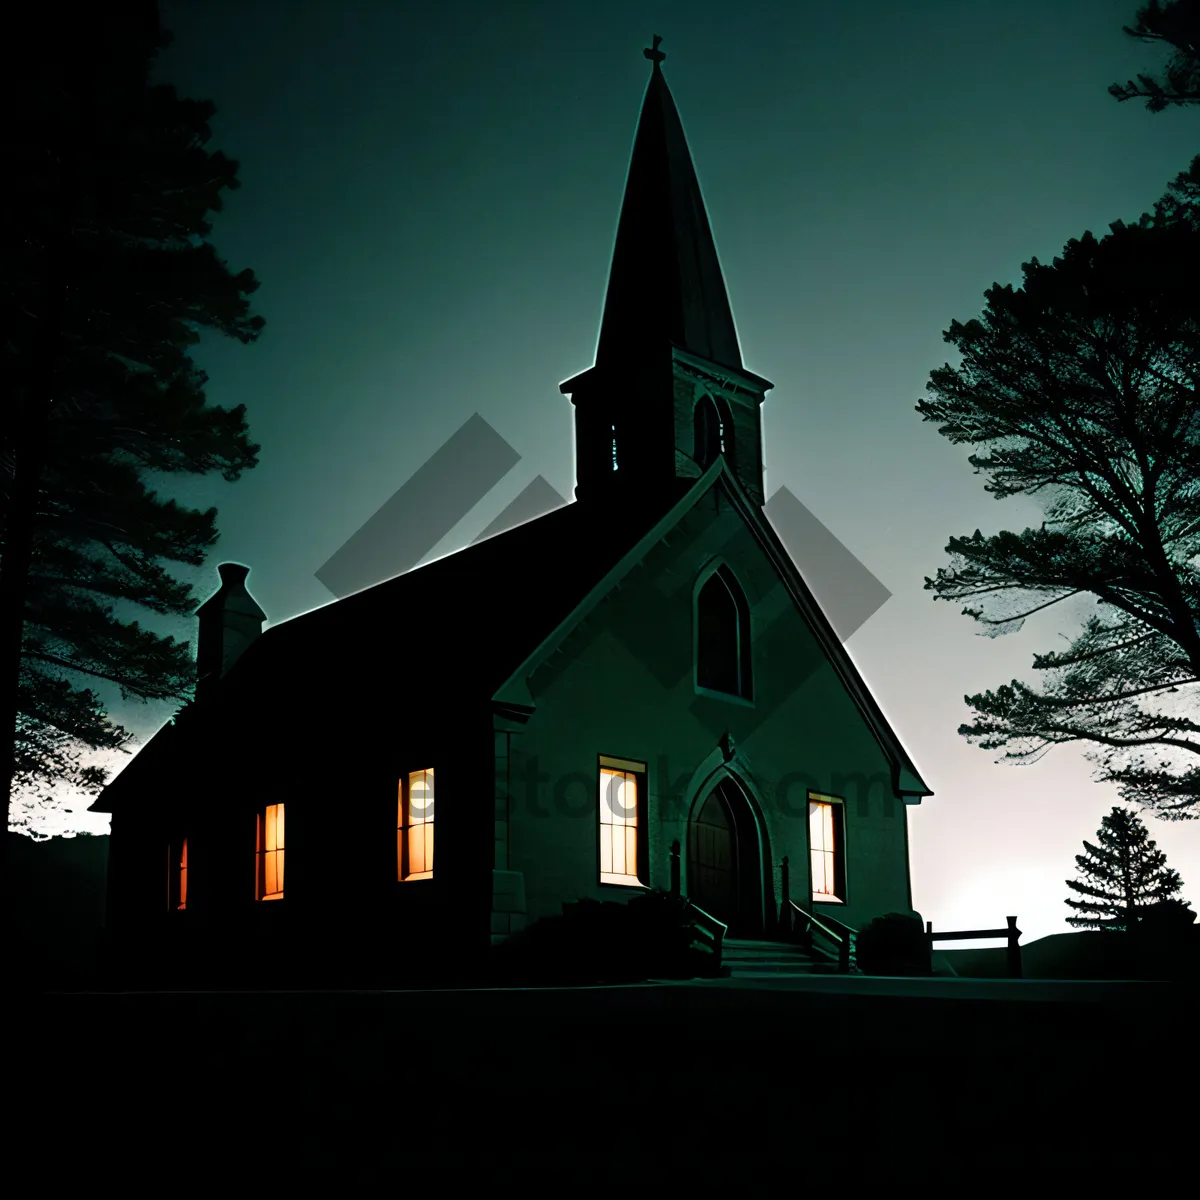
left=561, top=36, right=773, bottom=509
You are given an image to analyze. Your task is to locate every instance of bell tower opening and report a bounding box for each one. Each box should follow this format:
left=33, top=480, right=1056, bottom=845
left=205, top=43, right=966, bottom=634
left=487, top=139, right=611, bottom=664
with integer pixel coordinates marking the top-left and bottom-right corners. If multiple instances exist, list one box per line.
left=694, top=393, right=736, bottom=472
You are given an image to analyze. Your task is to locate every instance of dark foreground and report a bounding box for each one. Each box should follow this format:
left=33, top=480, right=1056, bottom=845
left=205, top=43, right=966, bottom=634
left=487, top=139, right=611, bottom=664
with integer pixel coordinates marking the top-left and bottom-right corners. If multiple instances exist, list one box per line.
left=14, top=977, right=1193, bottom=1185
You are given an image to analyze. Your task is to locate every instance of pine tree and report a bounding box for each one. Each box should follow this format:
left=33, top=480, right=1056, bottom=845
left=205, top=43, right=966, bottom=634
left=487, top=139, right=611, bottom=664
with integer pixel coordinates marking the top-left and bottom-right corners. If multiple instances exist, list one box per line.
left=918, top=200, right=1200, bottom=820
left=1065, top=807, right=1186, bottom=931
left=0, top=4, right=263, bottom=859
left=1109, top=0, right=1200, bottom=111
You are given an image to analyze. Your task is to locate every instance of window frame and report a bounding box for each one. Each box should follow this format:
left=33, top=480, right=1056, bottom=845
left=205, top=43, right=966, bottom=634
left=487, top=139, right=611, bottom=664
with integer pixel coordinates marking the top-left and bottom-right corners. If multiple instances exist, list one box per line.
left=255, top=803, right=286, bottom=903
left=167, top=834, right=188, bottom=912
left=597, top=754, right=648, bottom=888
left=808, top=792, right=848, bottom=905
left=398, top=767, right=435, bottom=882
left=693, top=563, right=754, bottom=704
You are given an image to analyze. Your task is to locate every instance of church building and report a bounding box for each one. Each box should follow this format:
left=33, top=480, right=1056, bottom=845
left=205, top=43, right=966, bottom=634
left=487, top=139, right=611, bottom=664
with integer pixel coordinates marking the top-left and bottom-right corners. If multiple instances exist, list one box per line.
left=91, top=39, right=932, bottom=987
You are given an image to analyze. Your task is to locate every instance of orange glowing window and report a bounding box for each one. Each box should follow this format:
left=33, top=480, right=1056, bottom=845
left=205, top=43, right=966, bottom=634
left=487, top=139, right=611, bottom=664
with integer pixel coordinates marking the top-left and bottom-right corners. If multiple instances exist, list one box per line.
left=398, top=768, right=434, bottom=881
left=256, top=803, right=285, bottom=901
left=809, top=796, right=845, bottom=903
left=599, top=756, right=645, bottom=886
left=168, top=837, right=188, bottom=911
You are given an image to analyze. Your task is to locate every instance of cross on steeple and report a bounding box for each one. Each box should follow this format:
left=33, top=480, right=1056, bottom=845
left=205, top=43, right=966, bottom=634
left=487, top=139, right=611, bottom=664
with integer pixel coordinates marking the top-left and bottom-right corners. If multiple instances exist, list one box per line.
left=643, top=35, right=665, bottom=66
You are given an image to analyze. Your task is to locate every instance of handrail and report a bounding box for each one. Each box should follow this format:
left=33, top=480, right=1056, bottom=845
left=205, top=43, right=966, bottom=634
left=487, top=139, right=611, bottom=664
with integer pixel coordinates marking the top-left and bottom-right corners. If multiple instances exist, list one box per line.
left=786, top=899, right=855, bottom=974
left=791, top=900, right=854, bottom=944
left=775, top=856, right=856, bottom=974
left=927, top=917, right=1022, bottom=979
left=684, top=900, right=728, bottom=970
left=668, top=838, right=728, bottom=974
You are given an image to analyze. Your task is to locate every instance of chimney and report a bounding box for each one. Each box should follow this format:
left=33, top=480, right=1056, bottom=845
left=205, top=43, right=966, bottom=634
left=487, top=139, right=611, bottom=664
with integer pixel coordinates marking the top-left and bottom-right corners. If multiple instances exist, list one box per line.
left=195, top=562, right=267, bottom=702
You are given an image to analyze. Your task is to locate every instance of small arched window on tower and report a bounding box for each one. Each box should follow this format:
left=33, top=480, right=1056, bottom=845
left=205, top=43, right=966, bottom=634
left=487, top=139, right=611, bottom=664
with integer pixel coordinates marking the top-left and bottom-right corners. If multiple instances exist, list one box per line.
left=693, top=394, right=735, bottom=471
left=695, top=565, right=752, bottom=699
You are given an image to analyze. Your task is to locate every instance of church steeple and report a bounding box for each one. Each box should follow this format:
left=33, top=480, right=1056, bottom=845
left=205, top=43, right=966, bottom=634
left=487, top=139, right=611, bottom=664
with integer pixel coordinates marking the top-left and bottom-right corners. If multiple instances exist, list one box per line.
left=596, top=34, right=742, bottom=371
left=561, top=37, right=773, bottom=508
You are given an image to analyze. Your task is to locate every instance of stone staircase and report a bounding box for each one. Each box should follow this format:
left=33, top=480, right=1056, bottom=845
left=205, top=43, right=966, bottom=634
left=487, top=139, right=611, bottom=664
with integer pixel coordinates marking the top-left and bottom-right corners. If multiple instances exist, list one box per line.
left=721, top=937, right=847, bottom=979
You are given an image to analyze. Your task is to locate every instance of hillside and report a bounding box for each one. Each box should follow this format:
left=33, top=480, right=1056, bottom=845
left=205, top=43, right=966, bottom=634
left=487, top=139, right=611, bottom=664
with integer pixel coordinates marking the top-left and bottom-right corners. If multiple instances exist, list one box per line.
left=941, top=928, right=1200, bottom=981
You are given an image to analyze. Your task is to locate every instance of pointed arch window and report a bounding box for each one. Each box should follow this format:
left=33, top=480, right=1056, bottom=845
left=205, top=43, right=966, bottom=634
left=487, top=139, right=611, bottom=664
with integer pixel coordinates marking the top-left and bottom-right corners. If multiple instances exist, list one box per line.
left=695, top=565, right=752, bottom=699
left=693, top=394, right=735, bottom=471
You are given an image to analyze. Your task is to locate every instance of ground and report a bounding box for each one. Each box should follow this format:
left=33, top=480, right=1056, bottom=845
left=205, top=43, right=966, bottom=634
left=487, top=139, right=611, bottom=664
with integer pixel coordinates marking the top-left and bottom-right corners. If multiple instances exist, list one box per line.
left=13, top=976, right=1192, bottom=1185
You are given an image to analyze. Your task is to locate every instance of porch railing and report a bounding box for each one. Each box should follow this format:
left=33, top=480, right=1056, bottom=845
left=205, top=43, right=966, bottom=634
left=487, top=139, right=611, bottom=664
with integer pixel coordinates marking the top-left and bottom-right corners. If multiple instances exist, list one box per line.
left=669, top=838, right=728, bottom=973
left=686, top=902, right=728, bottom=969
left=777, top=855, right=856, bottom=973
left=785, top=900, right=856, bottom=974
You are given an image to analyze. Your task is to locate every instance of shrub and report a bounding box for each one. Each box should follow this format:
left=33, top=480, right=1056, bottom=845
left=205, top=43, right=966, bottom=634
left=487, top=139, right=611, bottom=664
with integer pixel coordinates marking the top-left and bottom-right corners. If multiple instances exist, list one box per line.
left=1129, top=899, right=1199, bottom=981
left=855, top=912, right=932, bottom=976
left=1134, top=898, right=1197, bottom=935
left=490, top=890, right=717, bottom=985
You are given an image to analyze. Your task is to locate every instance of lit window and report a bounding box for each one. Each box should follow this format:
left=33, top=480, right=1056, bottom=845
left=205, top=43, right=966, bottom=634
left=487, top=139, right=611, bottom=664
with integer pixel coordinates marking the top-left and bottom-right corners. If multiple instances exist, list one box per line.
left=696, top=566, right=752, bottom=699
left=809, top=796, right=845, bottom=903
left=399, top=768, right=434, bottom=881
left=599, top=756, right=644, bottom=886
left=256, top=803, right=285, bottom=901
left=167, top=837, right=187, bottom=911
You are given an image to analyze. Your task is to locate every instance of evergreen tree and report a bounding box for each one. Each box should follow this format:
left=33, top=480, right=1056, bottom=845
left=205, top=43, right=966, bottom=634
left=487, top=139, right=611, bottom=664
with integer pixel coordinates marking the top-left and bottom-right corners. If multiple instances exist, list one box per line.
left=1109, top=0, right=1200, bottom=111
left=1146, top=154, right=1200, bottom=232
left=918, top=190, right=1200, bottom=820
left=0, top=3, right=263, bottom=863
left=1065, top=806, right=1185, bottom=930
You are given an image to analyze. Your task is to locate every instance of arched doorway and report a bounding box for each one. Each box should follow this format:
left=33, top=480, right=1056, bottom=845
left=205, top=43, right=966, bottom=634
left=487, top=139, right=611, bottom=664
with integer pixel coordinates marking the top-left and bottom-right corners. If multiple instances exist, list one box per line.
left=686, top=776, right=766, bottom=936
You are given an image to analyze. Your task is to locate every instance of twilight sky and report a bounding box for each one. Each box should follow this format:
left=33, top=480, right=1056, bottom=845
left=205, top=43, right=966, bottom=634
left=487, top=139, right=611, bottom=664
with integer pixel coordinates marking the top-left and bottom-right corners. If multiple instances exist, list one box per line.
left=33, top=0, right=1199, bottom=945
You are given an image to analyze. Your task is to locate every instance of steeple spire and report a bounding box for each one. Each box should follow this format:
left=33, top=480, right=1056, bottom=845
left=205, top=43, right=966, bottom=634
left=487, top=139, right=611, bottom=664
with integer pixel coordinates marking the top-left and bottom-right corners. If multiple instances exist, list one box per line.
left=596, top=36, right=742, bottom=370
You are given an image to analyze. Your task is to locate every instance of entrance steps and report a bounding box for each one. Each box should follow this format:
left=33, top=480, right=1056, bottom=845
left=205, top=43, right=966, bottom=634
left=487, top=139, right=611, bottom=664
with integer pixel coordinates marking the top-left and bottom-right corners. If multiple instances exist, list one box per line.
left=721, top=937, right=846, bottom=978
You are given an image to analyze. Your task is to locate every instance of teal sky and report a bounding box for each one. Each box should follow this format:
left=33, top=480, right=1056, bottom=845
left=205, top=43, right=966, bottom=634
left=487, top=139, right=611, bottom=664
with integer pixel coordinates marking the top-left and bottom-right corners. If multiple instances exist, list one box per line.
left=34, top=0, right=1199, bottom=944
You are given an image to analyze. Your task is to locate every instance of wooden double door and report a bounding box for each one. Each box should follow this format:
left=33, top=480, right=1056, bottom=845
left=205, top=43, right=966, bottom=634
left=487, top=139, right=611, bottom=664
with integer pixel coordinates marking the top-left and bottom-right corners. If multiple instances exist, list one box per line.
left=686, top=779, right=765, bottom=937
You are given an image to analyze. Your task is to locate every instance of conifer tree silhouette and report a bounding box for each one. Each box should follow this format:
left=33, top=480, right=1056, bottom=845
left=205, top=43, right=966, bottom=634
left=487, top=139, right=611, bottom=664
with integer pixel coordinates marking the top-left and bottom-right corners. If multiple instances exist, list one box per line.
left=1065, top=806, right=1186, bottom=931
left=918, top=208, right=1200, bottom=820
left=0, top=3, right=263, bottom=856
left=1109, top=0, right=1200, bottom=111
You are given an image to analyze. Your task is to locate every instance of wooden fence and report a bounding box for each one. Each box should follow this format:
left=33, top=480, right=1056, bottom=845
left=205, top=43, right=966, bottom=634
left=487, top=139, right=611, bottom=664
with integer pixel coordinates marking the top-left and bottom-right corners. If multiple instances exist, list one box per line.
left=926, top=916, right=1023, bottom=979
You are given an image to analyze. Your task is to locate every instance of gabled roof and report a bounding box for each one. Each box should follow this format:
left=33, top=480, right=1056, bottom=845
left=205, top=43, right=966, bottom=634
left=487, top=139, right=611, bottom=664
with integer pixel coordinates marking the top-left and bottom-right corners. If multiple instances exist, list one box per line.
left=95, top=463, right=931, bottom=814
left=92, top=486, right=688, bottom=812
left=493, top=461, right=933, bottom=802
